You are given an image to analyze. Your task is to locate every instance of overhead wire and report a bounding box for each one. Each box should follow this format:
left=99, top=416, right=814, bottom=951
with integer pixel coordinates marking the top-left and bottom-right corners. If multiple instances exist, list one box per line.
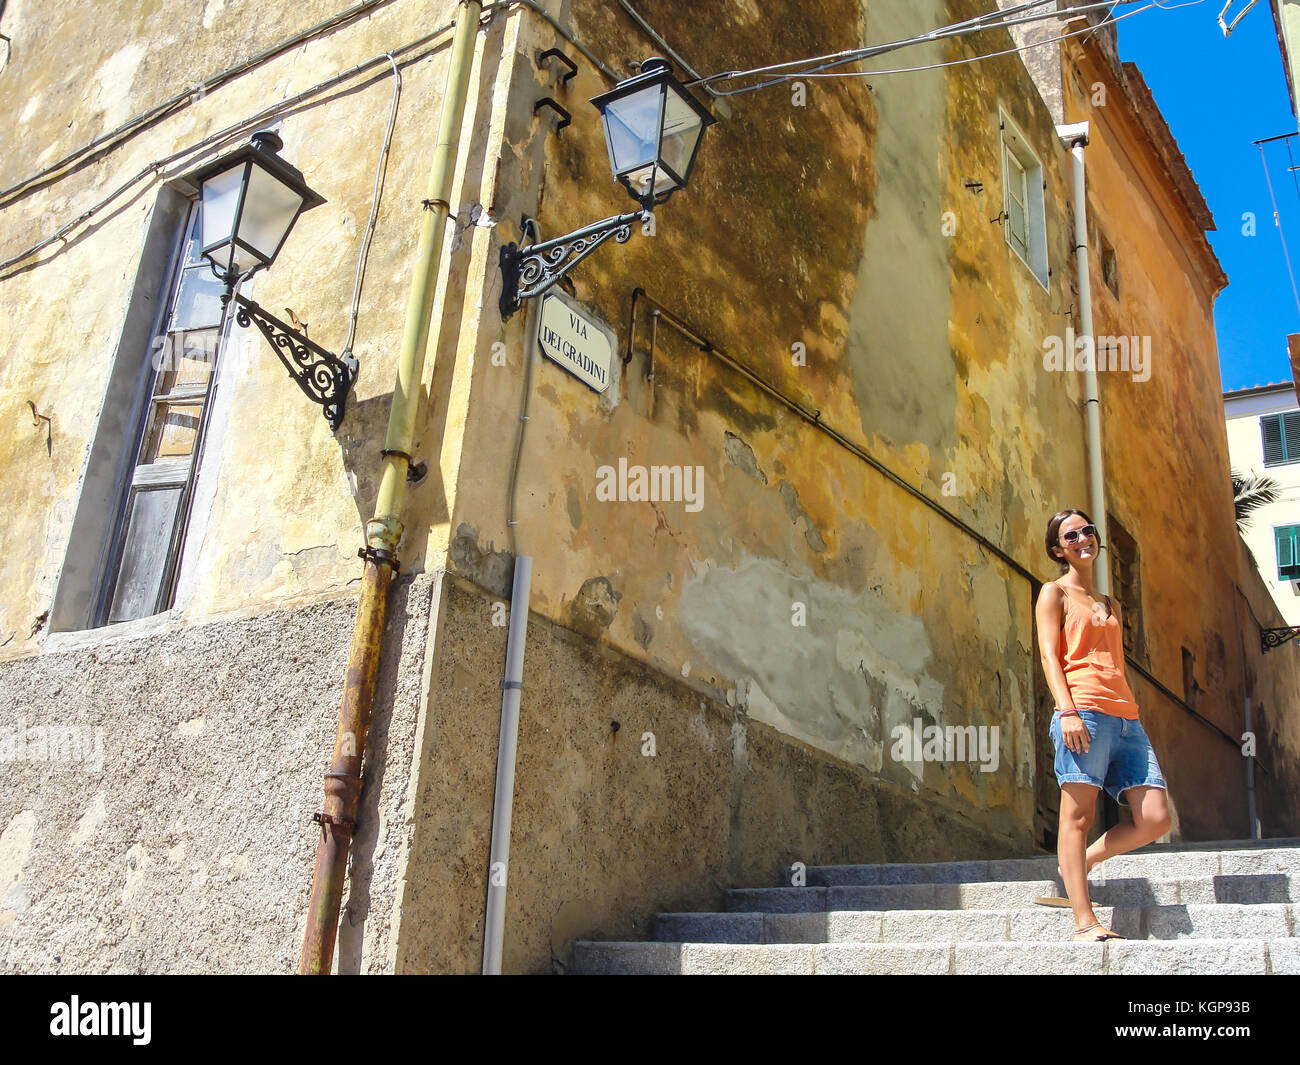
left=1256, top=140, right=1300, bottom=317
left=0, top=12, right=495, bottom=278
left=795, top=0, right=1188, bottom=81
left=691, top=0, right=1199, bottom=96
left=0, top=0, right=400, bottom=209
left=342, top=53, right=401, bottom=359
left=689, top=0, right=1126, bottom=94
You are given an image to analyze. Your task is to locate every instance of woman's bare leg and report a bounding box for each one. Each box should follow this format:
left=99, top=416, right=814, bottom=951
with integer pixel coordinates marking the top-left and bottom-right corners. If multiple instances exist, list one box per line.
left=1058, top=782, right=1111, bottom=935
left=1084, top=786, right=1172, bottom=868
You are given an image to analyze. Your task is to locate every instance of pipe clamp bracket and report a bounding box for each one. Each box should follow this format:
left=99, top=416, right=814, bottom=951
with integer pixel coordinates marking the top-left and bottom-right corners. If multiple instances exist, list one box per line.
left=358, top=546, right=401, bottom=572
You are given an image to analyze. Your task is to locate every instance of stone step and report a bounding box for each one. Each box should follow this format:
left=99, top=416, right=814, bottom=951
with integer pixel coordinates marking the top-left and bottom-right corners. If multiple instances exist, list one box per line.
left=789, top=845, right=1300, bottom=887
left=571, top=937, right=1300, bottom=975
left=653, top=903, right=1296, bottom=944
left=726, top=873, right=1300, bottom=913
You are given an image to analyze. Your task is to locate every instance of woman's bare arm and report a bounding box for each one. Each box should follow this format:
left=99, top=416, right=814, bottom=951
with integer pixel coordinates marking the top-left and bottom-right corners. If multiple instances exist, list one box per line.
left=1035, top=582, right=1076, bottom=709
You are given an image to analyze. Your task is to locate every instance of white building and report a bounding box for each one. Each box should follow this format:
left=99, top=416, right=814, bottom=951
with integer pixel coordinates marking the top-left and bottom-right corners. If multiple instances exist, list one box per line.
left=1224, top=381, right=1300, bottom=626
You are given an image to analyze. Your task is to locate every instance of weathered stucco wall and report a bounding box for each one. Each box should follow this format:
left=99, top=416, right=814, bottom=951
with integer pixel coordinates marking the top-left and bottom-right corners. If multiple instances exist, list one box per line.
left=4, top=0, right=1298, bottom=975
left=0, top=0, right=493, bottom=651
left=394, top=573, right=1028, bottom=974
left=0, top=574, right=435, bottom=973
left=443, top=0, right=1089, bottom=857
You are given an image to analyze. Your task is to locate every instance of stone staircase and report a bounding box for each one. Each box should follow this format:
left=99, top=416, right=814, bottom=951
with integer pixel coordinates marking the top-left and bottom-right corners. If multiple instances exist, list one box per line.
left=571, top=838, right=1300, bottom=974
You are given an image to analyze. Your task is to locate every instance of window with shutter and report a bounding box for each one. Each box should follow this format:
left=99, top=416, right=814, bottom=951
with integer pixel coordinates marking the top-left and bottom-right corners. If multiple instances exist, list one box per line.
left=1278, top=525, right=1300, bottom=582
left=1286, top=411, right=1300, bottom=458
left=1262, top=411, right=1300, bottom=465
left=1005, top=146, right=1029, bottom=257
left=999, top=109, right=1048, bottom=289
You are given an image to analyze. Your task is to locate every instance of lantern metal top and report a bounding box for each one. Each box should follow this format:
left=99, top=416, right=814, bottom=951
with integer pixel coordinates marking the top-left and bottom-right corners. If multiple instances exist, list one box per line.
left=190, top=131, right=326, bottom=213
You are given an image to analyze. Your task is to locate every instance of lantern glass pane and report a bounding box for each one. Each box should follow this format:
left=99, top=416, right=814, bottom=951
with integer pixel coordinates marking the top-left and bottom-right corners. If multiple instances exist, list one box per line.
left=602, top=83, right=665, bottom=174
left=622, top=163, right=679, bottom=199
left=237, top=163, right=306, bottom=264
left=199, top=164, right=245, bottom=270
left=659, top=91, right=705, bottom=182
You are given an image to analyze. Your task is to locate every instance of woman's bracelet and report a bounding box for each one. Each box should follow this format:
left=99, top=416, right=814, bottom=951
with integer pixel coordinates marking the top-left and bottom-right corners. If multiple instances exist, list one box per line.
left=1054, top=707, right=1080, bottom=717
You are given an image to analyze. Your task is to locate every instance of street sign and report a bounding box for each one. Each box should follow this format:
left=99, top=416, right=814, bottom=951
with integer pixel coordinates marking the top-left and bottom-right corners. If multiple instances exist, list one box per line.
left=537, top=293, right=613, bottom=393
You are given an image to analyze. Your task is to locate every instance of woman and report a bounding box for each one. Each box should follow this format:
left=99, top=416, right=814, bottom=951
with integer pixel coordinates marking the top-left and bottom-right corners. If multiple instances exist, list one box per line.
left=1034, top=508, right=1171, bottom=942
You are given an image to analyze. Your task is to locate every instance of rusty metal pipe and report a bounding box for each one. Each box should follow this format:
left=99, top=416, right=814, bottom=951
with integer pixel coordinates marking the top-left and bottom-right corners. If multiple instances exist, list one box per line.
left=298, top=0, right=483, bottom=975
left=299, top=558, right=392, bottom=973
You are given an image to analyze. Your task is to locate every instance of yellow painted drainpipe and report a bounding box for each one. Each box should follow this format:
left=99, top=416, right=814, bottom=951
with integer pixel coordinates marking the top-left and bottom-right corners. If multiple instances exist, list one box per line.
left=299, top=0, right=483, bottom=976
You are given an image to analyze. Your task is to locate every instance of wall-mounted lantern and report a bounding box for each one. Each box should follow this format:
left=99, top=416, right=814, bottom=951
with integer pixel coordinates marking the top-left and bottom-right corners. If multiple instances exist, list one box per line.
left=193, top=131, right=358, bottom=430
left=498, top=58, right=715, bottom=320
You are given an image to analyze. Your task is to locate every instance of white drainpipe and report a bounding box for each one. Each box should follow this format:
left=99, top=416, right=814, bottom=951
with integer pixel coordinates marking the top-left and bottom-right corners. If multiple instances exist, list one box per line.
left=1057, top=121, right=1111, bottom=596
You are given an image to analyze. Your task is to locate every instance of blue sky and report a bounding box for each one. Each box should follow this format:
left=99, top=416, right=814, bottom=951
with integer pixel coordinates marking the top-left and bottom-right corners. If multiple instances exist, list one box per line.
left=1117, top=1, right=1298, bottom=392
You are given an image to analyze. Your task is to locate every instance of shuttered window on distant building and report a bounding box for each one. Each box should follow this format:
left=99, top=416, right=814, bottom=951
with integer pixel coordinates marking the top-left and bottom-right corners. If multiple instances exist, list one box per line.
left=1277, top=525, right=1300, bottom=583
left=1261, top=410, right=1300, bottom=466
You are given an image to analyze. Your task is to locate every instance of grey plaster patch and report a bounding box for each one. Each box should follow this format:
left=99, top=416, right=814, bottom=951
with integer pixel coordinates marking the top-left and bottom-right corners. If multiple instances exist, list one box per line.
left=777, top=480, right=827, bottom=553
left=849, top=0, right=952, bottom=456
left=567, top=576, right=622, bottom=634
left=448, top=523, right=514, bottom=599
left=679, top=555, right=942, bottom=774
left=723, top=430, right=768, bottom=484
left=632, top=613, right=653, bottom=650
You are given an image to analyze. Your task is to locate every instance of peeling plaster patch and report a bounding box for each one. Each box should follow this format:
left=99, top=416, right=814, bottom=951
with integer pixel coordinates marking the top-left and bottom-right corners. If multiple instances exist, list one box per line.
left=688, top=711, right=713, bottom=751
left=679, top=556, right=942, bottom=774
left=178, top=716, right=204, bottom=737
left=0, top=809, right=37, bottom=924
left=632, top=613, right=653, bottom=650
left=730, top=720, right=747, bottom=769
left=565, top=576, right=621, bottom=636
left=19, top=96, right=40, bottom=124
left=449, top=523, right=514, bottom=598
left=202, top=0, right=228, bottom=29
left=69, top=793, right=106, bottom=849
left=777, top=480, right=827, bottom=553
left=723, top=430, right=768, bottom=484
left=90, top=44, right=146, bottom=132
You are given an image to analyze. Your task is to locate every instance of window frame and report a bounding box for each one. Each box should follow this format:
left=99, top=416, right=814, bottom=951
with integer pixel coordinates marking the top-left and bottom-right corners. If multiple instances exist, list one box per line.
left=92, top=196, right=228, bottom=627
left=1276, top=523, right=1300, bottom=583
left=998, top=107, right=1049, bottom=291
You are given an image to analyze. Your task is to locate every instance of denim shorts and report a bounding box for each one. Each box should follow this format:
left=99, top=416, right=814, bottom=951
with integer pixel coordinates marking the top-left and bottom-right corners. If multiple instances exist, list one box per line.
left=1049, top=709, right=1167, bottom=806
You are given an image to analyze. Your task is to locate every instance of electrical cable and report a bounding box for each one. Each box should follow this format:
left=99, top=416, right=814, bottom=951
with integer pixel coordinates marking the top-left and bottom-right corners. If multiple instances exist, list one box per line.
left=794, top=0, right=1184, bottom=82
left=1256, top=141, right=1300, bottom=318
left=0, top=16, right=478, bottom=278
left=342, top=53, right=401, bottom=359
left=0, top=0, right=399, bottom=209
left=688, top=0, right=1063, bottom=91
left=691, top=0, right=1185, bottom=97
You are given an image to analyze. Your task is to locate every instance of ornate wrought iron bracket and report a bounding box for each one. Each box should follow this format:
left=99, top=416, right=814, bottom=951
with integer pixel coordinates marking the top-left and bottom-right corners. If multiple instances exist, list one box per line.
left=1262, top=626, right=1300, bottom=652
left=498, top=209, right=649, bottom=320
left=231, top=294, right=359, bottom=431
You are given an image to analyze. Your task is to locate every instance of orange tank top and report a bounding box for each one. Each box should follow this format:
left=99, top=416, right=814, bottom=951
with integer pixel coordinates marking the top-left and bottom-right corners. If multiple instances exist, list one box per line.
left=1056, top=580, right=1140, bottom=719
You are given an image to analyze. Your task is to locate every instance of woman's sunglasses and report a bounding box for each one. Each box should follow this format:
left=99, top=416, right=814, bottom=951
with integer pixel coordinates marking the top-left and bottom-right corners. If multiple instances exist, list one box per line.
left=1060, top=524, right=1097, bottom=545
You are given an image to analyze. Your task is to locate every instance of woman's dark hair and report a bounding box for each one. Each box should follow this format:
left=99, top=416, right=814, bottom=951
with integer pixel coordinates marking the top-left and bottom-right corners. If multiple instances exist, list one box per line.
left=1045, top=508, right=1093, bottom=572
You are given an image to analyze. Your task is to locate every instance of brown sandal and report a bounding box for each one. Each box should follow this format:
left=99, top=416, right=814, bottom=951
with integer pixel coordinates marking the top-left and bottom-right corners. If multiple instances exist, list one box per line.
left=1070, top=922, right=1123, bottom=941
